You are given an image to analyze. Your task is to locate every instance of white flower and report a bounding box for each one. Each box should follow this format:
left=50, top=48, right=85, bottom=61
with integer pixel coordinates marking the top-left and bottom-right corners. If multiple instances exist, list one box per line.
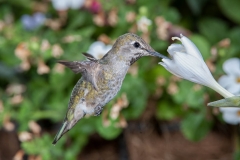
left=219, top=107, right=240, bottom=125
left=218, top=58, right=240, bottom=95
left=159, top=34, right=234, bottom=98
left=217, top=58, right=240, bottom=125
left=87, top=41, right=112, bottom=59
left=51, top=0, right=85, bottom=11
left=137, top=16, right=152, bottom=33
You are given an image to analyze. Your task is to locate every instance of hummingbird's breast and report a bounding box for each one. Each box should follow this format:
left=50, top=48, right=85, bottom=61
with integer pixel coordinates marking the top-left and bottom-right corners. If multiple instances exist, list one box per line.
left=93, top=68, right=126, bottom=106
left=68, top=65, right=128, bottom=118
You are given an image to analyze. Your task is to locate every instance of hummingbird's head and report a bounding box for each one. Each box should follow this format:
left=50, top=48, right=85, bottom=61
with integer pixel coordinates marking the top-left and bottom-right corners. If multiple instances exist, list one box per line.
left=108, top=33, right=166, bottom=65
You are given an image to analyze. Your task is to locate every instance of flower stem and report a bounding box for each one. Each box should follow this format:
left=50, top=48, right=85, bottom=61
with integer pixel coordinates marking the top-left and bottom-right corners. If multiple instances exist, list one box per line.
left=211, top=81, right=234, bottom=98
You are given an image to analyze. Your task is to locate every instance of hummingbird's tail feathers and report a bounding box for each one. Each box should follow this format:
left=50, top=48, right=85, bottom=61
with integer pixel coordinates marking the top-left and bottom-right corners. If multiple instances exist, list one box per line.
left=52, top=111, right=85, bottom=145
left=52, top=121, right=69, bottom=145
left=58, top=60, right=85, bottom=74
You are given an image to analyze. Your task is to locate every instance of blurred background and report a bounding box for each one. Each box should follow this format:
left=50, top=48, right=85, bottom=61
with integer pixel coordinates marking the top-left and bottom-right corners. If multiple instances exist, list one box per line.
left=0, top=0, right=240, bottom=159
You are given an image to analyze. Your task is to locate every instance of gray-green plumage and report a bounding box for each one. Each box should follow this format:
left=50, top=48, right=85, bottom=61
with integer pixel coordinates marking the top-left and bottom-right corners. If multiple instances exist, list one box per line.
left=52, top=33, right=165, bottom=144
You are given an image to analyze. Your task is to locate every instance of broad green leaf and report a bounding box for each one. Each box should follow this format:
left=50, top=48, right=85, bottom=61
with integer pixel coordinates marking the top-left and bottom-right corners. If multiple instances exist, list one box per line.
left=172, top=81, right=205, bottom=109
left=120, top=75, right=148, bottom=119
left=181, top=112, right=212, bottom=141
left=156, top=101, right=183, bottom=120
left=219, top=0, right=240, bottom=24
left=96, top=117, right=122, bottom=139
left=162, top=8, right=180, bottom=23
left=198, top=18, right=228, bottom=44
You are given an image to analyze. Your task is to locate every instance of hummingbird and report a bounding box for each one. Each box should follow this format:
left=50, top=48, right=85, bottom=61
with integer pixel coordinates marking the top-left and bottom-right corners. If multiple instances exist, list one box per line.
left=52, top=33, right=165, bottom=144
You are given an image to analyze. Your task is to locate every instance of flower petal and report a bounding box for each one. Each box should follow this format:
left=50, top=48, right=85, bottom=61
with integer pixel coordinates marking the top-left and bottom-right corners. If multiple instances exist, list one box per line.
left=218, top=75, right=240, bottom=95
left=159, top=58, right=182, bottom=78
left=87, top=41, right=105, bottom=54
left=180, top=35, right=203, bottom=61
left=21, top=15, right=35, bottom=30
left=137, top=16, right=152, bottom=32
left=220, top=107, right=240, bottom=112
left=218, top=75, right=236, bottom=88
left=220, top=107, right=240, bottom=125
left=223, top=58, right=240, bottom=76
left=33, top=13, right=46, bottom=26
left=69, top=0, right=85, bottom=9
left=227, top=84, right=240, bottom=95
left=167, top=44, right=185, bottom=56
left=87, top=41, right=111, bottom=59
left=104, top=45, right=112, bottom=53
left=173, top=51, right=215, bottom=87
left=51, top=0, right=69, bottom=10
left=221, top=112, right=239, bottom=125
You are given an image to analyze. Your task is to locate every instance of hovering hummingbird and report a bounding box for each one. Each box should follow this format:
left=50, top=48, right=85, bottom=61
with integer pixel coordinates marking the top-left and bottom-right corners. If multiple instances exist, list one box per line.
left=52, top=33, right=165, bottom=144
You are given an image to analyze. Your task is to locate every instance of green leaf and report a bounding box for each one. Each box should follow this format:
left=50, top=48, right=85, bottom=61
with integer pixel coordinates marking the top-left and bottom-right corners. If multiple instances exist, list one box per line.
left=142, top=64, right=170, bottom=92
left=22, top=134, right=65, bottom=159
left=198, top=18, right=228, bottom=44
left=219, top=0, right=240, bottom=24
left=162, top=8, right=180, bottom=23
left=31, top=110, right=61, bottom=120
left=172, top=81, right=205, bottom=109
left=181, top=112, right=212, bottom=141
left=67, top=11, right=91, bottom=30
left=120, top=75, right=148, bottom=119
left=151, top=39, right=168, bottom=51
left=96, top=117, right=122, bottom=139
left=208, top=96, right=240, bottom=108
left=49, top=71, right=74, bottom=92
left=156, top=101, right=183, bottom=120
left=72, top=117, right=97, bottom=135
left=16, top=100, right=33, bottom=131
left=230, top=27, right=240, bottom=44
left=229, top=27, right=240, bottom=56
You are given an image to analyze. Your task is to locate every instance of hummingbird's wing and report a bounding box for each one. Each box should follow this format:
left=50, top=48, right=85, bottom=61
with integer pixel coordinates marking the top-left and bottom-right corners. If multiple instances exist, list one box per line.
left=82, top=52, right=98, bottom=62
left=58, top=60, right=99, bottom=90
left=58, top=60, right=85, bottom=74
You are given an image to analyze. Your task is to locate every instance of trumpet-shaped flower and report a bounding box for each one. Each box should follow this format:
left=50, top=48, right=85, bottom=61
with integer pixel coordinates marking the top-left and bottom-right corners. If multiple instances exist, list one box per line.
left=159, top=34, right=234, bottom=98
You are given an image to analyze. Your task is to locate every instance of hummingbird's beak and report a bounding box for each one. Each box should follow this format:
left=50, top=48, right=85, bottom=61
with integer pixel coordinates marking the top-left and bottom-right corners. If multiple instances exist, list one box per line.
left=148, top=50, right=168, bottom=59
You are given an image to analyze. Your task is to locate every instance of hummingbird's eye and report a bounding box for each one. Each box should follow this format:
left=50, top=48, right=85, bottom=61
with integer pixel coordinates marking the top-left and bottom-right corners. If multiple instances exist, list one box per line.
left=133, top=42, right=140, bottom=48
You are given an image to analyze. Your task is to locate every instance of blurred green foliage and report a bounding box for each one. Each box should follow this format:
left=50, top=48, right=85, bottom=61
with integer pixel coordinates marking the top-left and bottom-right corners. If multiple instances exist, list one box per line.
left=0, top=0, right=239, bottom=159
